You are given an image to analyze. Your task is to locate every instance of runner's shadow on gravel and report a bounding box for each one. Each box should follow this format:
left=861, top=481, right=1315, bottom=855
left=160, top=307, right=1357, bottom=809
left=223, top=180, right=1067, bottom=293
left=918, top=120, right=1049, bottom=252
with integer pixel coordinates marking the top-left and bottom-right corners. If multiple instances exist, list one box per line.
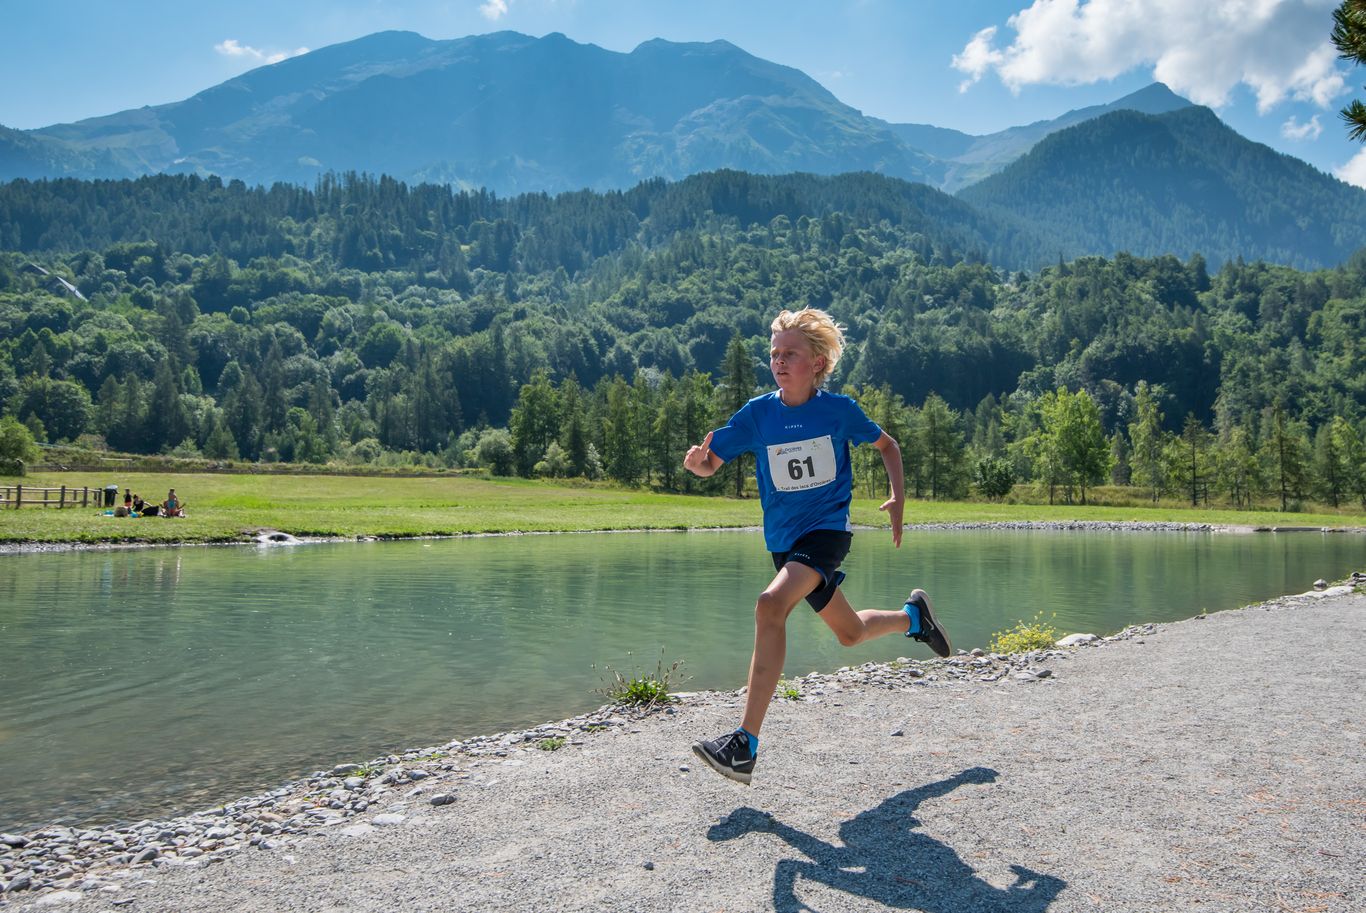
left=706, top=766, right=1064, bottom=913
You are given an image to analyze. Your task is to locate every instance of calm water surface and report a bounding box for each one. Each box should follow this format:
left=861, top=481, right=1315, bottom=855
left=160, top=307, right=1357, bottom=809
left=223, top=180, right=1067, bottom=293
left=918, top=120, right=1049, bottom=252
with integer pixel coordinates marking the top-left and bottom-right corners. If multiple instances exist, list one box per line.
left=1, top=528, right=1361, bottom=832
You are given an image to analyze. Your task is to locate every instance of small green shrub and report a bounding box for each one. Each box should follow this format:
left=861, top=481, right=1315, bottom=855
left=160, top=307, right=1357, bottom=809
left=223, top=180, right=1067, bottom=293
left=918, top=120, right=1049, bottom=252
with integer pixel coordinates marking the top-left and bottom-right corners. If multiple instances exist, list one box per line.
left=777, top=679, right=801, bottom=700
left=536, top=737, right=566, bottom=751
left=596, top=653, right=686, bottom=707
left=989, top=614, right=1061, bottom=654
left=973, top=456, right=1015, bottom=501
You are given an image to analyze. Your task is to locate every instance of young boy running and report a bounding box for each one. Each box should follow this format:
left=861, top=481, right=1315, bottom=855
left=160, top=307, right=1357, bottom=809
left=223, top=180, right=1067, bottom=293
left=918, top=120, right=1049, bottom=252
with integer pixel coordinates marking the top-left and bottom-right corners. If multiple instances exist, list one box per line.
left=683, top=308, right=951, bottom=785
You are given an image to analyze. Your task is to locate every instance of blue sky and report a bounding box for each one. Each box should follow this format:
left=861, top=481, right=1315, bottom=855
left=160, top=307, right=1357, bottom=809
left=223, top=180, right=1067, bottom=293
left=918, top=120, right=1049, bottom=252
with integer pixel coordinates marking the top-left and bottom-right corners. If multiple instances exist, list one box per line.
left=4, top=0, right=1364, bottom=184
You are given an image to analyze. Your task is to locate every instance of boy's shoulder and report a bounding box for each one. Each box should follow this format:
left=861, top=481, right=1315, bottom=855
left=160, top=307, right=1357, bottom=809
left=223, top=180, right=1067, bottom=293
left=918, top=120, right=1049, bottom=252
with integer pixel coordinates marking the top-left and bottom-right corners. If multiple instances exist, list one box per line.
left=819, top=389, right=859, bottom=407
left=743, top=389, right=862, bottom=425
left=746, top=389, right=857, bottom=407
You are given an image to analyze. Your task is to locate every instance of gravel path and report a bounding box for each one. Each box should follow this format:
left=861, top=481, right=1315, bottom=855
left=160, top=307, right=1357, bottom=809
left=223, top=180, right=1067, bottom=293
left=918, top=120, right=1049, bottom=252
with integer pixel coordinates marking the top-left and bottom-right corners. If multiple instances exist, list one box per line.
left=6, top=588, right=1364, bottom=913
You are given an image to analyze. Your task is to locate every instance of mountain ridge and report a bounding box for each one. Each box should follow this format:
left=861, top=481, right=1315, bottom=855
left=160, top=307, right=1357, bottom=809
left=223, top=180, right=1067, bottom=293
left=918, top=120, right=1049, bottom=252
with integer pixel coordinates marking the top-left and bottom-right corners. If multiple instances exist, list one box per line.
left=956, top=105, right=1366, bottom=269
left=4, top=30, right=1191, bottom=196
left=2, top=31, right=1363, bottom=269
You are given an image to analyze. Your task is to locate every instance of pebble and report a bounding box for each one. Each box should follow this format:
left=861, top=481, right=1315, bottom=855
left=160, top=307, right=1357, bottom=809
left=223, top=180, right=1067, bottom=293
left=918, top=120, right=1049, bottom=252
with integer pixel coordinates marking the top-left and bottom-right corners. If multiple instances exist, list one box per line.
left=371, top=814, right=405, bottom=827
left=643, top=861, right=655, bottom=871
left=429, top=794, right=456, bottom=807
left=31, top=889, right=84, bottom=906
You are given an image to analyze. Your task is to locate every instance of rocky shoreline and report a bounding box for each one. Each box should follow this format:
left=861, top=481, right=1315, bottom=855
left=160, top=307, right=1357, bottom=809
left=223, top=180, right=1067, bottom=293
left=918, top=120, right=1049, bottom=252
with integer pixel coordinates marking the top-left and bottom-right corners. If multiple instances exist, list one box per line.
left=0, top=636, right=1132, bottom=901
left=4, top=571, right=1362, bottom=906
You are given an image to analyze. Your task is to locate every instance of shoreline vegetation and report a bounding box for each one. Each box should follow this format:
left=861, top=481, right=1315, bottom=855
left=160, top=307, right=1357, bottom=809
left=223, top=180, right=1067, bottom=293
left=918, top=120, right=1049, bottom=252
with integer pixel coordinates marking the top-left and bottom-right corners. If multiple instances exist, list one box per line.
left=2, top=467, right=1366, bottom=546
left=2, top=468, right=1365, bottom=549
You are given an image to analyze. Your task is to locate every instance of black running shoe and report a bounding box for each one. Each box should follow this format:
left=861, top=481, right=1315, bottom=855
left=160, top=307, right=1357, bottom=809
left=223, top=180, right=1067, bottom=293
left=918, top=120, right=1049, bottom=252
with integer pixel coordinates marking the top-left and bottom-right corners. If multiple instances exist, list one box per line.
left=905, top=588, right=952, bottom=657
left=692, top=729, right=756, bottom=785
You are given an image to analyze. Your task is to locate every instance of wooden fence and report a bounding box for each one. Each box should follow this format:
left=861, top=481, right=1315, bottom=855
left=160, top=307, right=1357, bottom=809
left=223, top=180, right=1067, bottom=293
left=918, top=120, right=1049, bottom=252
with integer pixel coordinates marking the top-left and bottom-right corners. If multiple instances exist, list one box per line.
left=0, top=485, right=107, bottom=509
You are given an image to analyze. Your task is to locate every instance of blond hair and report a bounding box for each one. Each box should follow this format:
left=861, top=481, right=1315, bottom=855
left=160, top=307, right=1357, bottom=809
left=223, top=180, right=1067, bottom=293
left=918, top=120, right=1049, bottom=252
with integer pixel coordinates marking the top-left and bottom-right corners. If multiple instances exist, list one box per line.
left=770, top=308, right=845, bottom=387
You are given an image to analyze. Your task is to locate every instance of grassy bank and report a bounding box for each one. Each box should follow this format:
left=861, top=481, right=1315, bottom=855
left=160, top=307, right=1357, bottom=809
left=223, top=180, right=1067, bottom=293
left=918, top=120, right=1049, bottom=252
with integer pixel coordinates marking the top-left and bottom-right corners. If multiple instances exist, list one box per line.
left=2, top=470, right=1364, bottom=546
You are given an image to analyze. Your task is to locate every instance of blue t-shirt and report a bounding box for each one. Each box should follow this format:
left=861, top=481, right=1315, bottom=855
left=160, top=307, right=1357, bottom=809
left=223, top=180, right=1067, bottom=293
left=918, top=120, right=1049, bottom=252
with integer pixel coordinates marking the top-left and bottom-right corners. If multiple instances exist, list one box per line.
left=708, top=389, right=883, bottom=552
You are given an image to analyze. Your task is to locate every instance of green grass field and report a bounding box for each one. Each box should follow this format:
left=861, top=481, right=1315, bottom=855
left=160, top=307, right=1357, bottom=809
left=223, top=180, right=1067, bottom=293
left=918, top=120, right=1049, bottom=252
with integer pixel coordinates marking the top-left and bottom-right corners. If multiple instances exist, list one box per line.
left=2, top=470, right=1363, bottom=546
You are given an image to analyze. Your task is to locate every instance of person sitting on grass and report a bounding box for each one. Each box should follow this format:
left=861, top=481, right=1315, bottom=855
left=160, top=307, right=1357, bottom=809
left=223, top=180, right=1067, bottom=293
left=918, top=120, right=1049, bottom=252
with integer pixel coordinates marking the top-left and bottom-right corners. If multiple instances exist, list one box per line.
left=161, top=488, right=184, bottom=518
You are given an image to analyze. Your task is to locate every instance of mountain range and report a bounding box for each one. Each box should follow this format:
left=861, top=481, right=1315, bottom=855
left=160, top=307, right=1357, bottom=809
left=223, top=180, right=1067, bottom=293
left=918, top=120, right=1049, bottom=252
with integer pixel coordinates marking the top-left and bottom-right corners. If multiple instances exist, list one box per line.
left=1, top=29, right=1364, bottom=269
left=0, top=30, right=1218, bottom=194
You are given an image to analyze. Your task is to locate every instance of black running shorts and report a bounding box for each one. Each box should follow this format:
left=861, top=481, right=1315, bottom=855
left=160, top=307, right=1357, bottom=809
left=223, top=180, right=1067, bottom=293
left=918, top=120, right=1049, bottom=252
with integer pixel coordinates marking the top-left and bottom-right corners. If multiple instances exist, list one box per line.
left=771, top=529, right=853, bottom=612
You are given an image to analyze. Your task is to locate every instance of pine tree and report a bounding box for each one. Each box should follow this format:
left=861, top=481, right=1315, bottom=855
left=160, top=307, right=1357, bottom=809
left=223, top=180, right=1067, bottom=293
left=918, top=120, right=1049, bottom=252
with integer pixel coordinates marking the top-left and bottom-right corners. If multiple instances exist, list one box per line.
left=1109, top=430, right=1131, bottom=486
left=679, top=370, right=718, bottom=494
left=1260, top=401, right=1310, bottom=512
left=1128, top=381, right=1168, bottom=503
left=261, top=338, right=287, bottom=435
left=652, top=379, right=684, bottom=491
left=509, top=370, right=560, bottom=477
left=602, top=376, right=641, bottom=485
left=1173, top=413, right=1213, bottom=507
left=1215, top=424, right=1262, bottom=510
left=719, top=334, right=757, bottom=497
left=1313, top=421, right=1346, bottom=507
left=1329, top=417, right=1366, bottom=508
left=202, top=413, right=240, bottom=460
left=1333, top=1, right=1366, bottom=140
left=558, top=375, right=589, bottom=477
left=145, top=359, right=189, bottom=453
left=920, top=393, right=967, bottom=500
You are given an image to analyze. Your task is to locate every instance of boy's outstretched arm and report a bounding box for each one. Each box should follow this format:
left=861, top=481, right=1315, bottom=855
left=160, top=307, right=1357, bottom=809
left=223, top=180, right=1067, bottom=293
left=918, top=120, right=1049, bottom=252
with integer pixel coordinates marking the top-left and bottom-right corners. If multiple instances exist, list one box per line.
left=684, top=430, right=724, bottom=478
left=873, top=431, right=905, bottom=547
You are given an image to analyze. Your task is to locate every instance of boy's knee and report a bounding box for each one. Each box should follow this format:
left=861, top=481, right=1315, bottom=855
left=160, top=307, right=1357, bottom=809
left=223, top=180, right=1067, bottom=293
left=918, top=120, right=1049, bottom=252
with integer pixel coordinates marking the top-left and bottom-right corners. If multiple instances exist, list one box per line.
left=754, top=590, right=790, bottom=626
left=835, top=628, right=863, bottom=647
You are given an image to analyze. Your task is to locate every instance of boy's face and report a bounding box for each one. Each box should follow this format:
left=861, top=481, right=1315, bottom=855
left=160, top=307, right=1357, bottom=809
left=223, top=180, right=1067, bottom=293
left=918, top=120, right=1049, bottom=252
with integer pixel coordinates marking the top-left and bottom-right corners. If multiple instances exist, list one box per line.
left=770, top=329, right=825, bottom=395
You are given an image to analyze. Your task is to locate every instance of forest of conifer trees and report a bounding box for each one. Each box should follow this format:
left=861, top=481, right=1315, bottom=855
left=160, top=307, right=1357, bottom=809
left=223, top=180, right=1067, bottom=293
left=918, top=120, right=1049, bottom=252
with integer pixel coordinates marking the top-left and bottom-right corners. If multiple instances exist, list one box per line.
left=1, top=170, right=1363, bottom=510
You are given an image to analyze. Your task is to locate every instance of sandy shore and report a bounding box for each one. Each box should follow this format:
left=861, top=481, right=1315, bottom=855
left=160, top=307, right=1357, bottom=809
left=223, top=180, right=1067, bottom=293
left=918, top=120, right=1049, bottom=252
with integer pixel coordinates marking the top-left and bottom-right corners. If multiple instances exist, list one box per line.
left=4, top=582, right=1362, bottom=913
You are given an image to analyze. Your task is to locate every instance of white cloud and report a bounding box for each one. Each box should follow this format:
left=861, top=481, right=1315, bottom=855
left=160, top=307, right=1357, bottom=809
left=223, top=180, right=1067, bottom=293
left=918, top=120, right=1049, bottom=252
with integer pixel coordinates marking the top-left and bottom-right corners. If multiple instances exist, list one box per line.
left=480, top=0, right=509, bottom=20
left=952, top=26, right=1005, bottom=92
left=952, top=0, right=1348, bottom=113
left=1281, top=114, right=1323, bottom=140
left=1335, top=147, right=1366, bottom=187
left=215, top=39, right=309, bottom=65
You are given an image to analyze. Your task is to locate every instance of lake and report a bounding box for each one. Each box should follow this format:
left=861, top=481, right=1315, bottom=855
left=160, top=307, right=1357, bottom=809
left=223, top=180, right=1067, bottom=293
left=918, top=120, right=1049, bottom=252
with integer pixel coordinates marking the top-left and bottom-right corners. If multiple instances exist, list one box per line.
left=1, top=528, right=1361, bottom=832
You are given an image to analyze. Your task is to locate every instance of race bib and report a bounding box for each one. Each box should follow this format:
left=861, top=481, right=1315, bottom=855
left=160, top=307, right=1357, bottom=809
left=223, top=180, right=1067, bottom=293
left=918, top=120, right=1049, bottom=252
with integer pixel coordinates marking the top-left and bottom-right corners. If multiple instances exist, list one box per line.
left=767, top=435, right=837, bottom=492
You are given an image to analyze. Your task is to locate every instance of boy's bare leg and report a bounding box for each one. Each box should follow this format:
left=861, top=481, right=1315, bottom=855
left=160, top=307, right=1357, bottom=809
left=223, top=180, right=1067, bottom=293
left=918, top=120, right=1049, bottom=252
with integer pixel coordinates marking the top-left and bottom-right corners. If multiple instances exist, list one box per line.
left=816, top=588, right=911, bottom=646
left=740, top=563, right=823, bottom=736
